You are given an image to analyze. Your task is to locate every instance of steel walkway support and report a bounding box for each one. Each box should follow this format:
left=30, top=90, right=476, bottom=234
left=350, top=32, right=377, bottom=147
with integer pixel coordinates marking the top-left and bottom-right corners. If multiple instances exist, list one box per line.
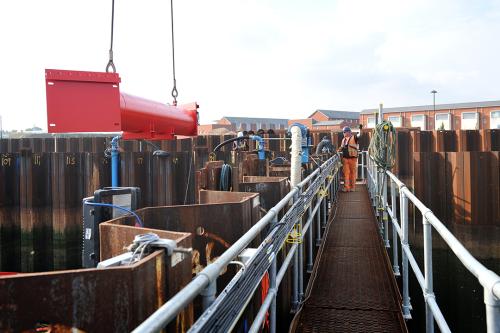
left=290, top=185, right=408, bottom=333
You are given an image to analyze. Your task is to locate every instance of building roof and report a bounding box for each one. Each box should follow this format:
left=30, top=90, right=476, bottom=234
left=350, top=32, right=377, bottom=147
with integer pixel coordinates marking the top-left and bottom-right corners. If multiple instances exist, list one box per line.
left=309, top=110, right=359, bottom=120
left=360, top=100, right=500, bottom=114
left=221, top=116, right=289, bottom=125
left=313, top=120, right=344, bottom=126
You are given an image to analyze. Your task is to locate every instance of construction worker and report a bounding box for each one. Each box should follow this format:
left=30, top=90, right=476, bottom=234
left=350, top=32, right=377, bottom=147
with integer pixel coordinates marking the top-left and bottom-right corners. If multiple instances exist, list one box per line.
left=338, top=125, right=362, bottom=192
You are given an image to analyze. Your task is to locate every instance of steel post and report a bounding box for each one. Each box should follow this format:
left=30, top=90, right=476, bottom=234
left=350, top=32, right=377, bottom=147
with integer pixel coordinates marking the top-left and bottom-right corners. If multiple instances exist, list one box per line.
left=270, top=255, right=277, bottom=333
left=200, top=280, right=217, bottom=310
left=298, top=234, right=304, bottom=300
left=400, top=191, right=412, bottom=319
left=307, top=205, right=313, bottom=273
left=361, top=151, right=365, bottom=180
left=423, top=216, right=434, bottom=333
left=292, top=248, right=299, bottom=312
left=484, top=287, right=500, bottom=333
left=322, top=193, right=327, bottom=228
left=391, top=181, right=400, bottom=276
left=316, top=197, right=321, bottom=246
left=383, top=173, right=390, bottom=248
left=292, top=192, right=299, bottom=312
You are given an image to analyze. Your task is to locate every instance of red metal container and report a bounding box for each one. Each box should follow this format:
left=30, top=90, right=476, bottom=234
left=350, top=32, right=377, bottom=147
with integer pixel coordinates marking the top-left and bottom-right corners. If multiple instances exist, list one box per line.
left=45, top=69, right=198, bottom=140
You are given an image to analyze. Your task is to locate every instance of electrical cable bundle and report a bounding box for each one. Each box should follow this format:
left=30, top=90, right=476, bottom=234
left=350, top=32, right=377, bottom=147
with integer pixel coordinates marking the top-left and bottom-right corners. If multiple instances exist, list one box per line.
left=219, top=164, right=232, bottom=191
left=188, top=156, right=338, bottom=332
left=368, top=120, right=397, bottom=170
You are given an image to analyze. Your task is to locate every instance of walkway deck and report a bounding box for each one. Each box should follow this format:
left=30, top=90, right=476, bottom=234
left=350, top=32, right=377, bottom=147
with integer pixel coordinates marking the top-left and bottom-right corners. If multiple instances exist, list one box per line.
left=291, top=185, right=408, bottom=333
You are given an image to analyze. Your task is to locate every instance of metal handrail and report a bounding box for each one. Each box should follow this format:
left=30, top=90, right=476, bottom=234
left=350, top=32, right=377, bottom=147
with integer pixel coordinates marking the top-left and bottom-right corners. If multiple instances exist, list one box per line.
left=364, top=152, right=500, bottom=333
left=133, top=154, right=341, bottom=332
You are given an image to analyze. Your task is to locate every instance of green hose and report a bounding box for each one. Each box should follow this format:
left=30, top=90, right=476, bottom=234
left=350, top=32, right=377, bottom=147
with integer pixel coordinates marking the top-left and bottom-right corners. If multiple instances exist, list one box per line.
left=368, top=120, right=397, bottom=170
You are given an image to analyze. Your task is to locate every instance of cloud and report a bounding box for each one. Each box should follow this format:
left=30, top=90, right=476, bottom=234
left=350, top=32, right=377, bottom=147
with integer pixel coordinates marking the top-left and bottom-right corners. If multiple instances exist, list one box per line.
left=0, top=0, right=499, bottom=129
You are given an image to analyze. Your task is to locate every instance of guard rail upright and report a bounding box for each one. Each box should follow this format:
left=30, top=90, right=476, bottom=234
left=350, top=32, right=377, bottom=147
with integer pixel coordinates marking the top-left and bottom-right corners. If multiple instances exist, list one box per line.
left=363, top=151, right=500, bottom=333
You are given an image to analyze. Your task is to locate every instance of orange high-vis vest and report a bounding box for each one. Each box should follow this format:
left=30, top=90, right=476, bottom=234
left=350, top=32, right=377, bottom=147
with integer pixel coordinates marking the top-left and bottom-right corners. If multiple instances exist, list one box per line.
left=342, top=136, right=359, bottom=158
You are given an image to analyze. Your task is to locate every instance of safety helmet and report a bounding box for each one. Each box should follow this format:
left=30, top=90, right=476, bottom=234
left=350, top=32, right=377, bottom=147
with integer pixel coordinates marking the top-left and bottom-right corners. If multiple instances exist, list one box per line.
left=342, top=126, right=351, bottom=133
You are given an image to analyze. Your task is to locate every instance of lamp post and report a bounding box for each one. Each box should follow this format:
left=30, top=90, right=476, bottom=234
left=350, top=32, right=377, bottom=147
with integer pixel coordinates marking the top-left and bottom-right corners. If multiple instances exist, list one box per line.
left=431, top=90, right=437, bottom=112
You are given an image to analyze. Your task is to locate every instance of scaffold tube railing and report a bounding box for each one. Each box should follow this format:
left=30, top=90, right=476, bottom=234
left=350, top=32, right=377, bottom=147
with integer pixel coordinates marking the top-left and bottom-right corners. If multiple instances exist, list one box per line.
left=364, top=152, right=500, bottom=333
left=133, top=154, right=342, bottom=333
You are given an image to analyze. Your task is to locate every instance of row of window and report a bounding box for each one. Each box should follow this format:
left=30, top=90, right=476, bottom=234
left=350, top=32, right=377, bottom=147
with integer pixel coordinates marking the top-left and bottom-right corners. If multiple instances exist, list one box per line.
left=366, top=111, right=500, bottom=130
left=237, top=123, right=286, bottom=130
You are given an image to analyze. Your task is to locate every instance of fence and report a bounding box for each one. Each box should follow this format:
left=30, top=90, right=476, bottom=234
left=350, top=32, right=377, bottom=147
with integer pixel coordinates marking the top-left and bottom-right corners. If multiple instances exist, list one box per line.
left=365, top=153, right=500, bottom=333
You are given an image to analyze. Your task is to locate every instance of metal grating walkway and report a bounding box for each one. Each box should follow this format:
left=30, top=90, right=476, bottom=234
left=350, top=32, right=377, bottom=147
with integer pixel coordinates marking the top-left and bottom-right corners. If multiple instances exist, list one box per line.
left=291, top=185, right=408, bottom=333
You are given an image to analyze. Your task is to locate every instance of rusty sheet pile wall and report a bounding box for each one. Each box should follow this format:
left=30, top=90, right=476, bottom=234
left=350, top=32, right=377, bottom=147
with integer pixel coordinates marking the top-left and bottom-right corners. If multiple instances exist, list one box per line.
left=0, top=251, right=168, bottom=332
left=1, top=129, right=498, bottom=272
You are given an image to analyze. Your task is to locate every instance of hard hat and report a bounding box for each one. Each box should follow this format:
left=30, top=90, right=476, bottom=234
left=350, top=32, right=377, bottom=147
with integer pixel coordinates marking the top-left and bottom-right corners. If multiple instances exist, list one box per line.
left=342, top=126, right=351, bottom=132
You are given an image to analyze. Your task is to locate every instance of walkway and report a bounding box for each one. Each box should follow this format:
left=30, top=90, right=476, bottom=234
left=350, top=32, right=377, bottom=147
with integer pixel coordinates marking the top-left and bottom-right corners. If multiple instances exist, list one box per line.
left=291, top=185, right=408, bottom=333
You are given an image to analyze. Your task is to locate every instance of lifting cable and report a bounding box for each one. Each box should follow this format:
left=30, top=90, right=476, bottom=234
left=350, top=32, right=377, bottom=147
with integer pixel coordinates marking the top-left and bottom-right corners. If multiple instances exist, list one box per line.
left=106, top=0, right=117, bottom=73
left=170, top=0, right=179, bottom=105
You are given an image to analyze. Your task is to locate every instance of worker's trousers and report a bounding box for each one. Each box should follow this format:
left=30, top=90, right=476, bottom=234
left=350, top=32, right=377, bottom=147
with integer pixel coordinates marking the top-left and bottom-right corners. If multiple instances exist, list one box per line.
left=342, top=157, right=358, bottom=190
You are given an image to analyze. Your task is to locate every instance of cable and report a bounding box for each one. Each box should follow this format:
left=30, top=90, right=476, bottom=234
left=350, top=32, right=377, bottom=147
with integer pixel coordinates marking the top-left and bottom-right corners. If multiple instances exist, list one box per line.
left=367, top=120, right=396, bottom=223
left=213, top=136, right=250, bottom=152
left=106, top=0, right=117, bottom=73
left=170, top=0, right=178, bottom=105
left=219, top=164, right=232, bottom=191
left=367, top=120, right=396, bottom=170
left=83, top=201, right=143, bottom=227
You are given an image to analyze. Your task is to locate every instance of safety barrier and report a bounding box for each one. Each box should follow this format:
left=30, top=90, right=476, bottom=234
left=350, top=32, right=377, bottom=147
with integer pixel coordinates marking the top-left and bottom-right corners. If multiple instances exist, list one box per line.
left=133, top=154, right=342, bottom=332
left=365, top=152, right=500, bottom=333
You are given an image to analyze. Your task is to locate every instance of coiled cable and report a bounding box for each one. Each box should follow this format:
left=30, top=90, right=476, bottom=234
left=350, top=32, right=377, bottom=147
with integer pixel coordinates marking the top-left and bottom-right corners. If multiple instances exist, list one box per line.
left=368, top=120, right=396, bottom=170
left=219, top=164, right=232, bottom=191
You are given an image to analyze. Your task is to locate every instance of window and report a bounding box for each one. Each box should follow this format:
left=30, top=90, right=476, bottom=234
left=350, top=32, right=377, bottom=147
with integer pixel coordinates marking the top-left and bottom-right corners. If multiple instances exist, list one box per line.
left=435, top=113, right=451, bottom=130
left=490, top=111, right=500, bottom=129
left=461, top=112, right=479, bottom=130
left=411, top=115, right=426, bottom=130
left=366, top=116, right=376, bottom=128
left=388, top=116, right=402, bottom=127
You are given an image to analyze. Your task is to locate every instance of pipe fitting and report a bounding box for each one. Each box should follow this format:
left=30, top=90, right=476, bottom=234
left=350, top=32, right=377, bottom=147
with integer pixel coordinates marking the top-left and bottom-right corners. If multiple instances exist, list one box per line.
left=479, top=270, right=500, bottom=304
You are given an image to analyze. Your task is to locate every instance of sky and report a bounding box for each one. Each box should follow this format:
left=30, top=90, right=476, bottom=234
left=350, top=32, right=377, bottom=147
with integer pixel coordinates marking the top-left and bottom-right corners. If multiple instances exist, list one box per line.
left=1, top=0, right=500, bottom=130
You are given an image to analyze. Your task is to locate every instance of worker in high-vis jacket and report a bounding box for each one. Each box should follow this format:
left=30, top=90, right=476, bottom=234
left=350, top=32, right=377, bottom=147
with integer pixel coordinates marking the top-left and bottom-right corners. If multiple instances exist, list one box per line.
left=338, top=125, right=362, bottom=192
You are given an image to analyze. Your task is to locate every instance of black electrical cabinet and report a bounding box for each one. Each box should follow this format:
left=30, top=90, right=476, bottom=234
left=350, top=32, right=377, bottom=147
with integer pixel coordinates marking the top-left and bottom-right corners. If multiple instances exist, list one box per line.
left=82, top=187, right=141, bottom=268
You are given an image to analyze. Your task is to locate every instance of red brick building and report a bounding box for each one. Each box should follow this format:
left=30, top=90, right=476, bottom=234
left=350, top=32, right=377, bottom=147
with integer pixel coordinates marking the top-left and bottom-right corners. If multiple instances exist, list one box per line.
left=360, top=100, right=500, bottom=130
left=289, top=110, right=359, bottom=130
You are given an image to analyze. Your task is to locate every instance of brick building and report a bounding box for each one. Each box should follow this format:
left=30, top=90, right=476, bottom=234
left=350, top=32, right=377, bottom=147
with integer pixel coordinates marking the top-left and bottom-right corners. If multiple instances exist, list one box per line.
left=289, top=109, right=359, bottom=130
left=217, top=116, right=289, bottom=131
left=360, top=100, right=500, bottom=130
left=199, top=116, right=289, bottom=134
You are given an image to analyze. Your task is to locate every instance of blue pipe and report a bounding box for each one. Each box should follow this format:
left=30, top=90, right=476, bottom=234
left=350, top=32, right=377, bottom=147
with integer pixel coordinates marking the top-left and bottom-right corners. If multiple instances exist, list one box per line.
left=249, top=135, right=265, bottom=160
left=111, top=136, right=121, bottom=187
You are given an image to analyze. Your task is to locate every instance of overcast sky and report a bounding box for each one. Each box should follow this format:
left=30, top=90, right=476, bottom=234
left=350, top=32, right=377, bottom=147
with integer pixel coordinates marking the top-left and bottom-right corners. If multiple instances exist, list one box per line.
left=1, top=0, right=500, bottom=130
